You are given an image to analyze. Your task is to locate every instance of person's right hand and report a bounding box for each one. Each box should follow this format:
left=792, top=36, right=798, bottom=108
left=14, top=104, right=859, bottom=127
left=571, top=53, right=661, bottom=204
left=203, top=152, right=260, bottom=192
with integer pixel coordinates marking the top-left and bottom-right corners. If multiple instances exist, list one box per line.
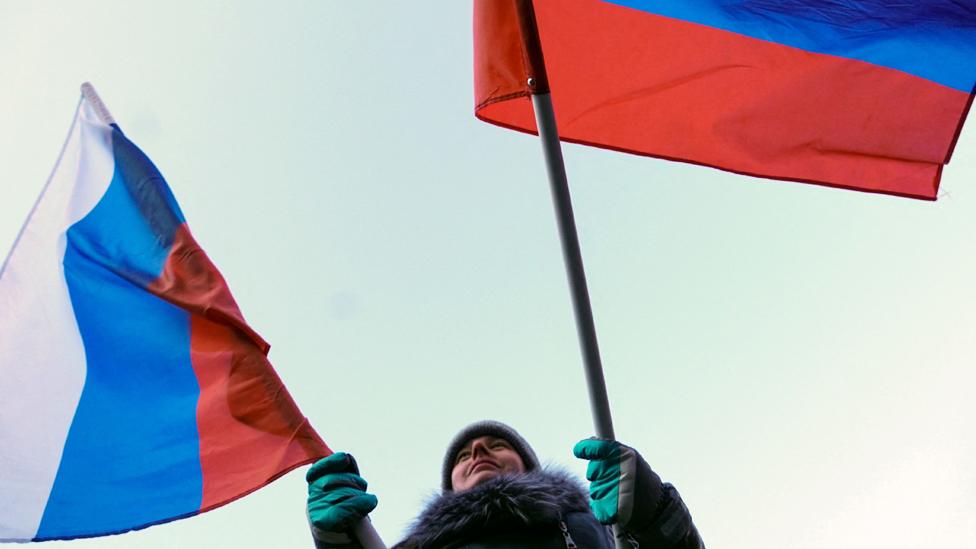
left=306, top=452, right=378, bottom=532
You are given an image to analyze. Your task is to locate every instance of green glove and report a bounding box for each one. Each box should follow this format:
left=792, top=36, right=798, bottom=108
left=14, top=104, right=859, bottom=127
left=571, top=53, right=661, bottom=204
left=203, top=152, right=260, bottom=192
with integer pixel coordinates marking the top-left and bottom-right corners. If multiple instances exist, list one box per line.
left=573, top=438, right=639, bottom=526
left=306, top=452, right=378, bottom=532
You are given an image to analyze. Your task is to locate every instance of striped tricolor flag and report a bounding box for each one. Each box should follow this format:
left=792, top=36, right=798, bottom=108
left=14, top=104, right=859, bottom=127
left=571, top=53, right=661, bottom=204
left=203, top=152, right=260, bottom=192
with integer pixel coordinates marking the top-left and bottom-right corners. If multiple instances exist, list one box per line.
left=475, top=0, right=976, bottom=199
left=0, top=85, right=330, bottom=542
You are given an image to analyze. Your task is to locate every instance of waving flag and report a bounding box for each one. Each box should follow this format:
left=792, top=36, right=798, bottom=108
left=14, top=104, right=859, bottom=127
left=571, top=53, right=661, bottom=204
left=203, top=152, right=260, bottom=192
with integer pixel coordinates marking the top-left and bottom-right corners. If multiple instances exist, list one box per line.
left=0, top=86, right=330, bottom=542
left=475, top=0, right=976, bottom=199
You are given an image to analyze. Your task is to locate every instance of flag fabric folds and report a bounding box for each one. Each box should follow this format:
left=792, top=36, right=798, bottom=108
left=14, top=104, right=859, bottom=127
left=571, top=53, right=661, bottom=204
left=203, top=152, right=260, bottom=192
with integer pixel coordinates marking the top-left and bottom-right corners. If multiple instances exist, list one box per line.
left=0, top=93, right=330, bottom=542
left=474, top=0, right=976, bottom=199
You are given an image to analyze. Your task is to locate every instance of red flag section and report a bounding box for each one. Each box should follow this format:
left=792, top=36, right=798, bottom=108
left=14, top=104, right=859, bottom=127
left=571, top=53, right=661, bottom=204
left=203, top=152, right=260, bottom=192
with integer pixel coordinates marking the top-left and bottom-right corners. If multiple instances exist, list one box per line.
left=153, top=225, right=330, bottom=512
left=474, top=0, right=975, bottom=200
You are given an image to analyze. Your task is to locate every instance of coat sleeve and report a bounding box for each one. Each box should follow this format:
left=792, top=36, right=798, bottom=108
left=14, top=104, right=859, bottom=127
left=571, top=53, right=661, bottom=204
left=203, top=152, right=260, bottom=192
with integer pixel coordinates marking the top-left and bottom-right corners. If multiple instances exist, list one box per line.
left=617, top=451, right=705, bottom=548
left=618, top=483, right=704, bottom=548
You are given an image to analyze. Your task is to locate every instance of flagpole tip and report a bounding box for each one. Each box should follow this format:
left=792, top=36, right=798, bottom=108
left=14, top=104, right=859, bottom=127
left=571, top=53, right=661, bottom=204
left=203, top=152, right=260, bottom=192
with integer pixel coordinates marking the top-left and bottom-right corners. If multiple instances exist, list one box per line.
left=80, top=82, right=116, bottom=126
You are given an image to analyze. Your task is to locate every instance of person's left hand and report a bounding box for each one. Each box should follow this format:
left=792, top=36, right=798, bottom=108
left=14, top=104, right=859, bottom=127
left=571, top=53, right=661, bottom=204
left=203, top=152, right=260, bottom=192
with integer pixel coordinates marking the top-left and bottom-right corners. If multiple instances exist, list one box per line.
left=573, top=438, right=640, bottom=525
left=306, top=452, right=378, bottom=532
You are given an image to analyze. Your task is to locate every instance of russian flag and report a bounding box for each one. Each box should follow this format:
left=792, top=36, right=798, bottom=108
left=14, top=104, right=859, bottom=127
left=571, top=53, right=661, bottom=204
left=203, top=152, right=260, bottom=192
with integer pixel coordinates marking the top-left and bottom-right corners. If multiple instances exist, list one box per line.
left=474, top=0, right=976, bottom=199
left=0, top=86, right=330, bottom=542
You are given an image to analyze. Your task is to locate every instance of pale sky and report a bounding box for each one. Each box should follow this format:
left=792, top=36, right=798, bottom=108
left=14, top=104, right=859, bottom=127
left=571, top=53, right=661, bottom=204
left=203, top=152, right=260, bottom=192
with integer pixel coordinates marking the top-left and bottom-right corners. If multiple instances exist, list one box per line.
left=2, top=2, right=975, bottom=548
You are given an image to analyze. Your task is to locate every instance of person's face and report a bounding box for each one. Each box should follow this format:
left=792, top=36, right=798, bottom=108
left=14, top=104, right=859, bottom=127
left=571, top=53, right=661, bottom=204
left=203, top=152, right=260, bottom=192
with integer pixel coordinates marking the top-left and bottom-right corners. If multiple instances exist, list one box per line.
left=450, top=435, right=526, bottom=491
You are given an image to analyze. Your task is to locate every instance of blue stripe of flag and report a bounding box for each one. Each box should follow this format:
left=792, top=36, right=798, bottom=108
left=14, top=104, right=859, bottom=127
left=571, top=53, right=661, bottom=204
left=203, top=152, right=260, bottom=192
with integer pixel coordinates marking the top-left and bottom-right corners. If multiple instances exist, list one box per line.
left=35, top=129, right=201, bottom=539
left=607, top=0, right=976, bottom=93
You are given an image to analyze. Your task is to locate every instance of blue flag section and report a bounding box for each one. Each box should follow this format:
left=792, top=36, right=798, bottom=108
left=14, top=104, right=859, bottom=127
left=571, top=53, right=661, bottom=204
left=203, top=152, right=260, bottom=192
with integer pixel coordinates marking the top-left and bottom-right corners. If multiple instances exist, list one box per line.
left=609, top=0, right=976, bottom=92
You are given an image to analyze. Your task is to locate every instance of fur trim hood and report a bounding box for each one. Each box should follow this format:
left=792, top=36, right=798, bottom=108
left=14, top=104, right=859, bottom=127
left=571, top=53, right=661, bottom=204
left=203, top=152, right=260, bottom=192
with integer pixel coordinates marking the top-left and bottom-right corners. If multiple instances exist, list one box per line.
left=395, top=468, right=590, bottom=548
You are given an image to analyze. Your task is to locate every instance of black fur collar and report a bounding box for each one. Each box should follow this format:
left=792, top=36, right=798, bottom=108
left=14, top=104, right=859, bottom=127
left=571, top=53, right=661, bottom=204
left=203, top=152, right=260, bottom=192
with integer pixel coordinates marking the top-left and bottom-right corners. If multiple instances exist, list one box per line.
left=395, top=468, right=590, bottom=548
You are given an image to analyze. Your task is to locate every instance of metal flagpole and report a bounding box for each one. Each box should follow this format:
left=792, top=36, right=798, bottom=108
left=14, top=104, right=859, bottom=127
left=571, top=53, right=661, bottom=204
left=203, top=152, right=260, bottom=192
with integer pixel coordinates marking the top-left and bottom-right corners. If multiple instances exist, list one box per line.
left=510, top=3, right=627, bottom=547
left=353, top=519, right=388, bottom=549
left=512, top=0, right=617, bottom=442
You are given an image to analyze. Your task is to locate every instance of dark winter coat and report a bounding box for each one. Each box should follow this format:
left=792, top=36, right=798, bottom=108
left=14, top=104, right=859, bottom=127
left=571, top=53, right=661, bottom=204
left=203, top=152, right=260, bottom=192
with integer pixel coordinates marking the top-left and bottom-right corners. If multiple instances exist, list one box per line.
left=393, top=469, right=607, bottom=549
left=311, top=469, right=704, bottom=549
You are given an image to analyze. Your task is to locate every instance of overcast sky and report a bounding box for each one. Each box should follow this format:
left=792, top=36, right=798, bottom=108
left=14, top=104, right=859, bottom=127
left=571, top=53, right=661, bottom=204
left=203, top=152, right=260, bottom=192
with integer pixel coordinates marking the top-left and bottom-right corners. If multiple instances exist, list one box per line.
left=2, top=2, right=975, bottom=548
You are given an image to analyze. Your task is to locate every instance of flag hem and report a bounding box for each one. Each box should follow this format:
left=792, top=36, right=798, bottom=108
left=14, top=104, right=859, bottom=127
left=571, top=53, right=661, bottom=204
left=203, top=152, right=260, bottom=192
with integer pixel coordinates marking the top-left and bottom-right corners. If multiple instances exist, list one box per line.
left=944, top=85, right=976, bottom=165
left=474, top=108, right=943, bottom=202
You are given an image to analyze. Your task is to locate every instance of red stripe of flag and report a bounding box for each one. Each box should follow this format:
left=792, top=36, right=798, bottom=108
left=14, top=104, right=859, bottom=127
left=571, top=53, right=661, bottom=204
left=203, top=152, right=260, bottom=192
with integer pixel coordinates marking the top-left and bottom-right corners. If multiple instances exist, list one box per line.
left=150, top=225, right=330, bottom=511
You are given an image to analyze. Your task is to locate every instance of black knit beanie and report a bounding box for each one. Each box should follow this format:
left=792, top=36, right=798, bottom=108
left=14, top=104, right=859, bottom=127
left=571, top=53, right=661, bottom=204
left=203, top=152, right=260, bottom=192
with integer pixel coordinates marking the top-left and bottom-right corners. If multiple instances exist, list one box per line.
left=441, top=420, right=540, bottom=491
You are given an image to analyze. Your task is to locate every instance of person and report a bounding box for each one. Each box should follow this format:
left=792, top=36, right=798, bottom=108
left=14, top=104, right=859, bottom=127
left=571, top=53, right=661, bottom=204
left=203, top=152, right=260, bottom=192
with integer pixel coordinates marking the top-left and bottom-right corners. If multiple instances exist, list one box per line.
left=307, top=420, right=704, bottom=548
